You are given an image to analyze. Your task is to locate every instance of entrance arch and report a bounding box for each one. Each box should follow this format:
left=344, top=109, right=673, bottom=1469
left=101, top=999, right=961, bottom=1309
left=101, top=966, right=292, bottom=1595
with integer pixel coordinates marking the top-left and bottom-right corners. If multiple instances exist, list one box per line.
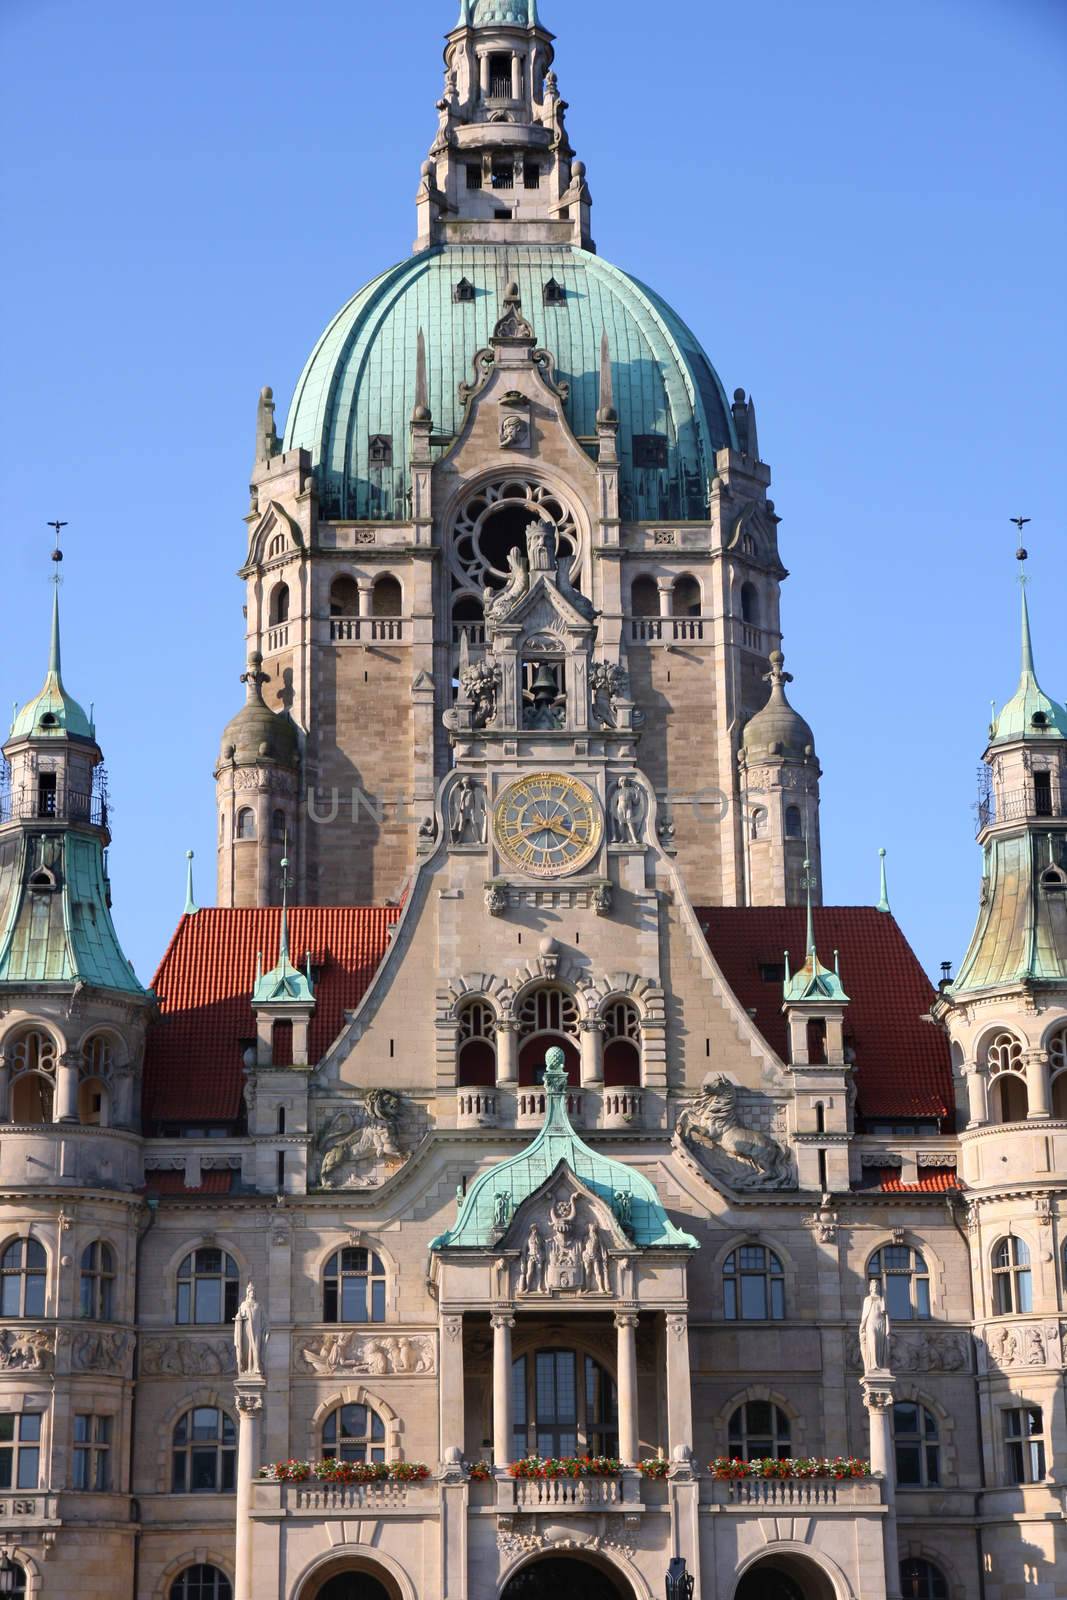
left=735, top=1551, right=841, bottom=1600
left=295, top=1555, right=407, bottom=1600
left=501, top=1555, right=633, bottom=1600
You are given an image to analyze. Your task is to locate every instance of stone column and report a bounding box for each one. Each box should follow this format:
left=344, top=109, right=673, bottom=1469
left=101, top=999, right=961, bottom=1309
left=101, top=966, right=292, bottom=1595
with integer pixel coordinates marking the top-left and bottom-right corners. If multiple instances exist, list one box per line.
left=964, top=1063, right=988, bottom=1127
left=1025, top=1051, right=1051, bottom=1118
left=0, top=1049, right=11, bottom=1121
left=492, top=1312, right=515, bottom=1468
left=862, top=1375, right=901, bottom=1600
left=357, top=580, right=373, bottom=620
left=496, top=1022, right=519, bottom=1086
left=234, top=1378, right=266, bottom=1600
left=439, top=1314, right=466, bottom=1464
left=656, top=578, right=673, bottom=618
left=55, top=1053, right=80, bottom=1124
left=665, top=1313, right=694, bottom=1463
left=511, top=53, right=522, bottom=101
left=479, top=52, right=490, bottom=96
left=615, top=1313, right=640, bottom=1465
left=579, top=1019, right=605, bottom=1087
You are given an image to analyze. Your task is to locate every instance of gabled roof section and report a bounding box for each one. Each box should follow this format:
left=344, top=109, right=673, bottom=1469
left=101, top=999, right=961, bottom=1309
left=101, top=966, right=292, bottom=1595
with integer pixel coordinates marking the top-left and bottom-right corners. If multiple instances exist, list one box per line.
left=143, top=906, right=399, bottom=1125
left=431, top=1049, right=698, bottom=1251
left=696, top=907, right=953, bottom=1123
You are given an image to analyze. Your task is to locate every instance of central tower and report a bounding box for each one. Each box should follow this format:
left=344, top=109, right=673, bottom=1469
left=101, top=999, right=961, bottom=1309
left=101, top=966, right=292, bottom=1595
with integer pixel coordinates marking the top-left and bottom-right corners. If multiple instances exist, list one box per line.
left=217, top=0, right=821, bottom=913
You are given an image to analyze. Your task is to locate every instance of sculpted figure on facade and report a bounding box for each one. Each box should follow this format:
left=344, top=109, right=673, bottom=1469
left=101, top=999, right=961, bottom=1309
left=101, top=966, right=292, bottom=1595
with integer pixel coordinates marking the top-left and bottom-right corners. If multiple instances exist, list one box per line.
left=484, top=548, right=530, bottom=625
left=316, top=1090, right=404, bottom=1189
left=71, top=1329, right=132, bottom=1375
left=859, top=1279, right=891, bottom=1375
left=590, top=661, right=626, bottom=729
left=300, top=1333, right=435, bottom=1378
left=500, top=413, right=528, bottom=450
left=677, top=1074, right=796, bottom=1191
left=459, top=662, right=501, bottom=731
left=609, top=778, right=643, bottom=846
left=581, top=1220, right=609, bottom=1294
left=519, top=1223, right=546, bottom=1294
left=141, top=1338, right=236, bottom=1378
left=234, top=1282, right=267, bottom=1377
left=450, top=775, right=489, bottom=842
left=0, top=1329, right=51, bottom=1371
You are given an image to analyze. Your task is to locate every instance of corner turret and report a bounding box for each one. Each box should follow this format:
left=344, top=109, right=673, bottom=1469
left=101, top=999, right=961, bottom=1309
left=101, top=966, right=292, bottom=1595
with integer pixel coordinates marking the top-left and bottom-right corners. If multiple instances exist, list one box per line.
left=215, top=653, right=301, bottom=908
left=738, top=651, right=822, bottom=905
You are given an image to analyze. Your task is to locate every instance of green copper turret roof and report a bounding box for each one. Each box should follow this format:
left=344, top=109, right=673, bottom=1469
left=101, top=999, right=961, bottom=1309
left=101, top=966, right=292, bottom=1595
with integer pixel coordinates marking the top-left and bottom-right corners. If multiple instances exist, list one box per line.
left=950, top=832, right=1067, bottom=994
left=431, top=1049, right=698, bottom=1251
left=783, top=861, right=849, bottom=1004
left=990, top=580, right=1067, bottom=745
left=252, top=869, right=315, bottom=1006
left=284, top=245, right=736, bottom=523
left=9, top=591, right=94, bottom=743
left=0, top=831, right=144, bottom=995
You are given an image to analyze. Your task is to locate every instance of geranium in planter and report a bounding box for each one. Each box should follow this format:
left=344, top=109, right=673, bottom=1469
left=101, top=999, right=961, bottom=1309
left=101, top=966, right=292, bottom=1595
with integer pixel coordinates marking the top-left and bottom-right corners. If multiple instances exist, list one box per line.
left=390, top=1462, right=431, bottom=1482
left=510, top=1455, right=623, bottom=1479
left=467, top=1461, right=493, bottom=1482
left=315, top=1459, right=390, bottom=1485
left=637, top=1458, right=670, bottom=1479
left=259, top=1460, right=312, bottom=1483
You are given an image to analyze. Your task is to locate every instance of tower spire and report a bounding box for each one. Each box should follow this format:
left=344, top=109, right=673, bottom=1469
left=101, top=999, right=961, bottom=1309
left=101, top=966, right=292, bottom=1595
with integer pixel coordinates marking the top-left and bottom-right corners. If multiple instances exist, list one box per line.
left=989, top=543, right=1067, bottom=744
left=877, top=848, right=891, bottom=914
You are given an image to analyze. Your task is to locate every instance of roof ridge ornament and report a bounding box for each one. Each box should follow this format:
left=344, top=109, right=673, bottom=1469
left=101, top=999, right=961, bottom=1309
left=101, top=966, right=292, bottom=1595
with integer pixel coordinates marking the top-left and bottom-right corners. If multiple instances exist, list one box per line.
left=877, top=847, right=891, bottom=915
left=492, top=280, right=536, bottom=346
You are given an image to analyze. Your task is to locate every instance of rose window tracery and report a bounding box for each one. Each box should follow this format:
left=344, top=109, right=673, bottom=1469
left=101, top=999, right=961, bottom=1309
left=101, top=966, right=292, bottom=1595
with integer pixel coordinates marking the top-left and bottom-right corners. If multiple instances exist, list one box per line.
left=449, top=480, right=581, bottom=615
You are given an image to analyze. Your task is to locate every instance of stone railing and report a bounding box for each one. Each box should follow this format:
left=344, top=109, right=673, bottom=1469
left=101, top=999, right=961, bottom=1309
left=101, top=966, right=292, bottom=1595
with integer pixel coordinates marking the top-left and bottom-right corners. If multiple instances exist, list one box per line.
left=330, top=618, right=405, bottom=644
left=457, top=1090, right=497, bottom=1128
left=711, top=1478, right=882, bottom=1509
left=265, top=624, right=289, bottom=654
left=601, top=1089, right=644, bottom=1128
left=629, top=617, right=708, bottom=644
left=516, top=1089, right=583, bottom=1127
left=512, top=1476, right=630, bottom=1511
left=253, top=1480, right=438, bottom=1517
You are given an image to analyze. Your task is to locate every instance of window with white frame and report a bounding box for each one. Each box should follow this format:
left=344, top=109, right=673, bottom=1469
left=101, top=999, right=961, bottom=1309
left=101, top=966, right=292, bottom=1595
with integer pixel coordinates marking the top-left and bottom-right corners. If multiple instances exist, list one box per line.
left=73, top=1414, right=112, bottom=1490
left=0, top=1413, right=42, bottom=1489
left=893, top=1402, right=941, bottom=1486
left=0, top=1239, right=46, bottom=1318
left=79, top=1241, right=116, bottom=1321
left=1004, top=1406, right=1045, bottom=1484
left=723, top=1245, right=786, bottom=1321
left=175, top=1249, right=240, bottom=1325
left=171, top=1569, right=232, bottom=1600
left=867, top=1245, right=931, bottom=1321
left=728, top=1400, right=791, bottom=1461
left=322, top=1402, right=386, bottom=1463
left=323, top=1248, right=386, bottom=1323
left=992, top=1236, right=1032, bottom=1315
left=171, top=1407, right=236, bottom=1493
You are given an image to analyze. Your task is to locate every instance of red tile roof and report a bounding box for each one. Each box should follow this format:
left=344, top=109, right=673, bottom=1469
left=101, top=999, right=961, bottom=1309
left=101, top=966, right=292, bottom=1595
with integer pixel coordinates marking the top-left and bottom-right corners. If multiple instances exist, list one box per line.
left=143, top=908, right=400, bottom=1126
left=878, top=1168, right=960, bottom=1193
left=145, top=1170, right=235, bottom=1196
left=695, top=907, right=954, bottom=1122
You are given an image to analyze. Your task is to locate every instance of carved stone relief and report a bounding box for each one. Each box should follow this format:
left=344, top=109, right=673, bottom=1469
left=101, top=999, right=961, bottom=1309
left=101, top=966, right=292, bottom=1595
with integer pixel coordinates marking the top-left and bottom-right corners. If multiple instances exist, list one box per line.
left=516, top=1188, right=612, bottom=1298
left=845, top=1330, right=971, bottom=1373
left=299, top=1334, right=435, bottom=1377
left=449, top=775, right=489, bottom=841
left=315, top=1091, right=406, bottom=1190
left=0, top=1329, right=52, bottom=1371
left=141, top=1337, right=236, bottom=1377
left=70, top=1329, right=133, bottom=1375
left=982, top=1322, right=1066, bottom=1371
left=676, top=1074, right=795, bottom=1191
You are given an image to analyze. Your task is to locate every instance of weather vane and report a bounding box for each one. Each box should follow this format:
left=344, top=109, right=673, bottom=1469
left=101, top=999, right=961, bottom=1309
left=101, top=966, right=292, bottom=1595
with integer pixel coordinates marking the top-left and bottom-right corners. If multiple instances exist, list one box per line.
left=1011, top=516, right=1030, bottom=565
left=47, top=520, right=68, bottom=585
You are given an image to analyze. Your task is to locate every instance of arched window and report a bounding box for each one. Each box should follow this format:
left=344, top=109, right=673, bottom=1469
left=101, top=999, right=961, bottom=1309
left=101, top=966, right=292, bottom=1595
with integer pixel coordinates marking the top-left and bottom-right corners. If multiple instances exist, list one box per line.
left=78, top=1033, right=113, bottom=1126
left=457, top=1001, right=497, bottom=1088
left=271, top=1020, right=293, bottom=1068
left=867, top=1246, right=931, bottom=1321
left=992, top=1236, right=1032, bottom=1315
left=0, top=1559, right=26, bottom=1595
left=517, top=986, right=580, bottom=1086
left=784, top=805, right=803, bottom=839
left=894, top=1402, right=941, bottom=1486
left=171, top=1407, right=236, bottom=1493
left=322, top=1402, right=386, bottom=1463
left=235, top=808, right=256, bottom=841
left=740, top=582, right=760, bottom=626
left=371, top=576, right=402, bottom=618
left=511, top=1351, right=618, bottom=1459
left=268, top=583, right=289, bottom=626
left=330, top=576, right=359, bottom=618
left=986, top=1031, right=1028, bottom=1122
left=324, top=1248, right=386, bottom=1323
left=175, top=1249, right=240, bottom=1326
left=171, top=1567, right=232, bottom=1600
left=0, top=1238, right=46, bottom=1318
left=630, top=576, right=659, bottom=618
left=9, top=1028, right=56, bottom=1124
left=603, top=1000, right=640, bottom=1088
left=899, top=1560, right=949, bottom=1599
left=671, top=575, right=702, bottom=617
left=728, top=1400, right=791, bottom=1461
left=723, top=1245, right=786, bottom=1321
left=80, top=1241, right=116, bottom=1321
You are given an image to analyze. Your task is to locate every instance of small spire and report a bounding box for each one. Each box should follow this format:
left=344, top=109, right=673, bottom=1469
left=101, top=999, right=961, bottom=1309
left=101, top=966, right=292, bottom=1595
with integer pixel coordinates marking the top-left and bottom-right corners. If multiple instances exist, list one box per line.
left=241, top=652, right=269, bottom=704
left=278, top=853, right=291, bottom=965
left=48, top=587, right=62, bottom=679
left=597, top=330, right=617, bottom=425
left=184, top=850, right=200, bottom=917
left=803, top=856, right=816, bottom=959
left=877, top=847, right=891, bottom=914
left=412, top=328, right=431, bottom=423
left=1019, top=565, right=1035, bottom=677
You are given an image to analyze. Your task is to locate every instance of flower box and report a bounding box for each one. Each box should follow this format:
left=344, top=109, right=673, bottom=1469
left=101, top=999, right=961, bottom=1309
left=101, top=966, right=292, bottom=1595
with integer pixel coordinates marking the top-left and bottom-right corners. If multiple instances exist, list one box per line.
left=510, top=1455, right=623, bottom=1480
left=709, top=1457, right=871, bottom=1481
left=258, top=1460, right=431, bottom=1485
left=637, top=1458, right=670, bottom=1479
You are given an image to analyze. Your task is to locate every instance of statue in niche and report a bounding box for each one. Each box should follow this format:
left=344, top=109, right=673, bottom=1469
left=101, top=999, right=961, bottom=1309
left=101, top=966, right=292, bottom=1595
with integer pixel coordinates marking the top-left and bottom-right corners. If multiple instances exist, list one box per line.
left=450, top=777, right=487, bottom=844
left=581, top=1222, right=610, bottom=1294
left=519, top=1224, right=546, bottom=1294
left=591, top=661, right=625, bottom=728
left=494, top=1192, right=513, bottom=1231
left=234, top=1283, right=268, bottom=1377
left=859, top=1279, right=891, bottom=1375
left=609, top=778, right=643, bottom=845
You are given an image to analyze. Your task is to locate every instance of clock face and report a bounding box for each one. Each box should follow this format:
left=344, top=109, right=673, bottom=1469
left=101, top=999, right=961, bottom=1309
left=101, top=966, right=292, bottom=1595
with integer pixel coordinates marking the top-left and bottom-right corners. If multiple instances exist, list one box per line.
left=494, top=774, right=603, bottom=879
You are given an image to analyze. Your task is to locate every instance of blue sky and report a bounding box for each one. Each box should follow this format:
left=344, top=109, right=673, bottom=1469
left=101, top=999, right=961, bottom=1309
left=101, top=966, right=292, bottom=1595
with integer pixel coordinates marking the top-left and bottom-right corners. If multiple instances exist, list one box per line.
left=1, top=0, right=1064, bottom=986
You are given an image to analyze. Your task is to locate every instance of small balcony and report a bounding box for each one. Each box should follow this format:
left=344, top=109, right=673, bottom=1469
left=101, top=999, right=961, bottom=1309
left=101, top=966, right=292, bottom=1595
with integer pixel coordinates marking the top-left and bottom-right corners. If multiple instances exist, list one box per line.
left=601, top=1089, right=644, bottom=1129
left=977, top=785, right=1067, bottom=835
left=709, top=1477, right=882, bottom=1510
left=629, top=617, right=708, bottom=645
left=457, top=1089, right=497, bottom=1129
left=266, top=624, right=290, bottom=654
left=330, top=618, right=405, bottom=644
left=517, top=1088, right=584, bottom=1129
left=253, top=1479, right=439, bottom=1519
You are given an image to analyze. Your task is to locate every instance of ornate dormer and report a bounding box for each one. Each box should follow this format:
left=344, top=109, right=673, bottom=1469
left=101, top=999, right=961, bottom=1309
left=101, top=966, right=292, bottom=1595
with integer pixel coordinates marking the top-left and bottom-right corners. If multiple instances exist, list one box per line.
left=417, top=0, right=594, bottom=250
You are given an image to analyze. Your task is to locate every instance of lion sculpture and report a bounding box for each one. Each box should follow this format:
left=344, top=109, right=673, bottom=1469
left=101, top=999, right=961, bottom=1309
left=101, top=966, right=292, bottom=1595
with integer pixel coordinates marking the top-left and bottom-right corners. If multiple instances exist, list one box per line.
left=676, top=1074, right=794, bottom=1191
left=317, top=1090, right=404, bottom=1190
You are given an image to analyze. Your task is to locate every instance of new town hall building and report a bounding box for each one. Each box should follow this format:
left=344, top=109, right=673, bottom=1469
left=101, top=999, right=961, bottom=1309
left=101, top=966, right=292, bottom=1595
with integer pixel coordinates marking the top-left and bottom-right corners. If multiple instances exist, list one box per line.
left=1, top=5, right=1064, bottom=1599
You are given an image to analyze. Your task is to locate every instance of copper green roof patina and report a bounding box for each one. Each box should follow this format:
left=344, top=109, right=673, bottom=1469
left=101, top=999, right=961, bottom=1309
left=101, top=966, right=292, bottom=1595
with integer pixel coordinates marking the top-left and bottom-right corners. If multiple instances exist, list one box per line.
left=284, top=245, right=736, bottom=523
left=0, top=831, right=144, bottom=995
left=9, top=592, right=94, bottom=743
left=431, top=1048, right=698, bottom=1251
left=783, top=860, right=849, bottom=1004
left=950, top=833, right=1067, bottom=994
left=252, top=867, right=314, bottom=1006
left=990, top=581, right=1067, bottom=745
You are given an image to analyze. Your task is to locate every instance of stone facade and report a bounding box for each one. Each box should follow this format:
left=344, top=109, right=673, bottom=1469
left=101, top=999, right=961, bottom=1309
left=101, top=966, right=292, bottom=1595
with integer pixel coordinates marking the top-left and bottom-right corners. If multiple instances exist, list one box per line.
left=0, top=6, right=1063, bottom=1600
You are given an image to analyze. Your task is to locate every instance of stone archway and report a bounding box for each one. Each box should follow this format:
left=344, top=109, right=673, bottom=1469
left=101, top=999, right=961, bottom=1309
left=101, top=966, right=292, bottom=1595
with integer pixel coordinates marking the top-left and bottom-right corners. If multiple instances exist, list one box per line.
left=734, top=1551, right=839, bottom=1600
left=500, top=1554, right=633, bottom=1600
left=297, top=1558, right=403, bottom=1600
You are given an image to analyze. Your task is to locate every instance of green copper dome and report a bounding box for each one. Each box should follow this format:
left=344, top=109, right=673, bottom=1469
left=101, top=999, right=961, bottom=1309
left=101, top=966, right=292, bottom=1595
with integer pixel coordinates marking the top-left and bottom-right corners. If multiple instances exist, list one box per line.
left=990, top=583, right=1067, bottom=745
left=9, top=593, right=94, bottom=743
left=471, top=0, right=531, bottom=21
left=284, top=245, right=736, bottom=523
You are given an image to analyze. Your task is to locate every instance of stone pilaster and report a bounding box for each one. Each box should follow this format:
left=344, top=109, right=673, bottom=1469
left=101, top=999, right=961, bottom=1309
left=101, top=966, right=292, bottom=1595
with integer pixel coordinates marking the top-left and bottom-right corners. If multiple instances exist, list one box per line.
left=234, top=1377, right=266, bottom=1600
left=862, top=1373, right=901, bottom=1600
